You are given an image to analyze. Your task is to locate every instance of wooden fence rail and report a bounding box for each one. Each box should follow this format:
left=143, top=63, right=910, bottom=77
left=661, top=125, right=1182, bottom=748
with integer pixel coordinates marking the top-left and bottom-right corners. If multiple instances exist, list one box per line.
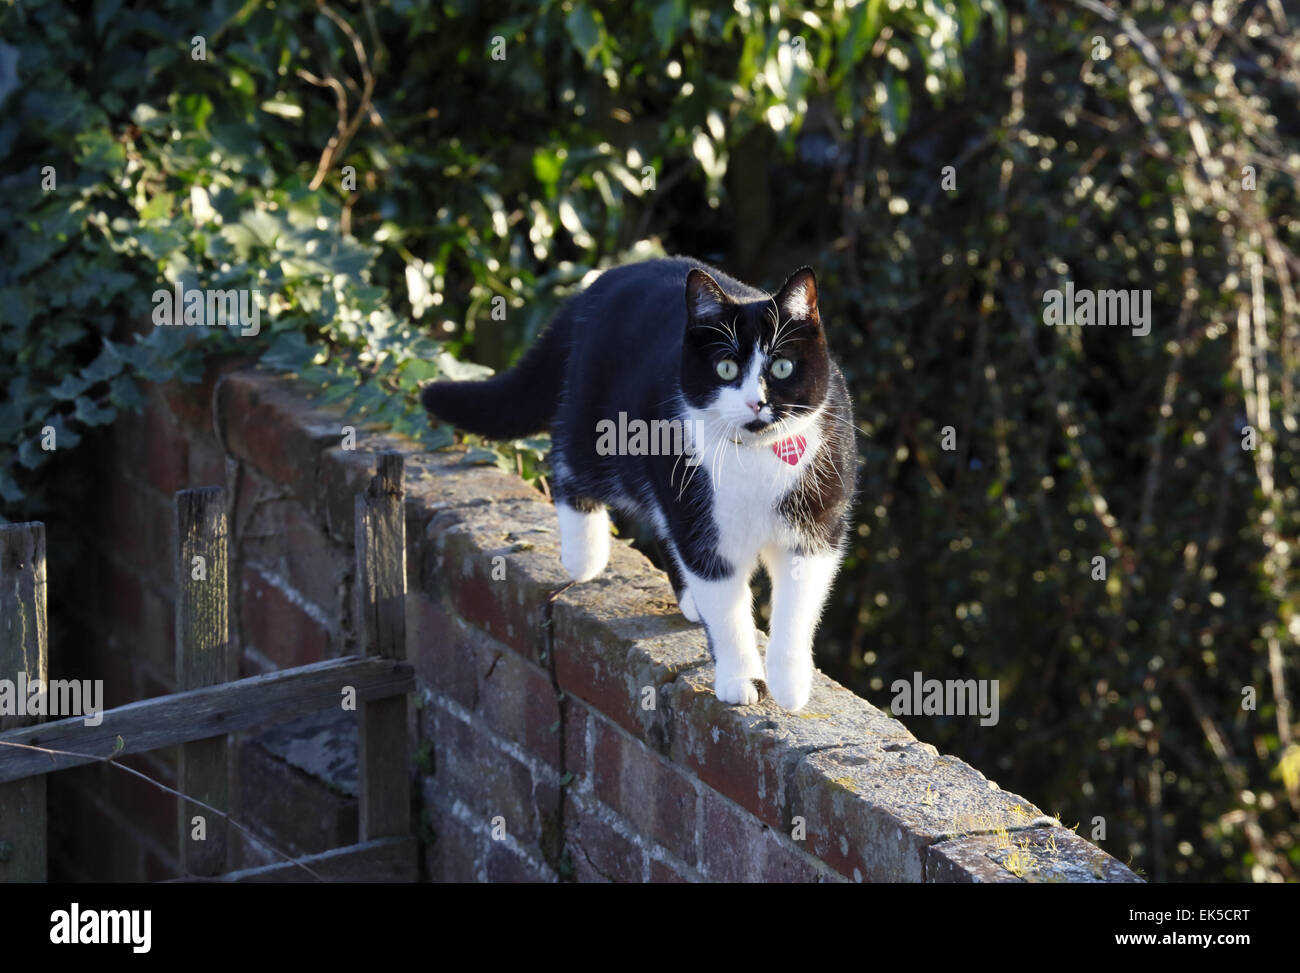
left=0, top=451, right=415, bottom=882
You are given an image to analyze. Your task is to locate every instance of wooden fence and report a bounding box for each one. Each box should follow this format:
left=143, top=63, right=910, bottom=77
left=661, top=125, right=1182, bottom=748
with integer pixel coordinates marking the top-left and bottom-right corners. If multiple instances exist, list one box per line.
left=0, top=452, right=416, bottom=882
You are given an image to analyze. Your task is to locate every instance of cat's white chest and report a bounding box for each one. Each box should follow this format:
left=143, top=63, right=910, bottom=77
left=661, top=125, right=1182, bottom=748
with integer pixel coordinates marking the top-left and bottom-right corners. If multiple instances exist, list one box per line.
left=688, top=425, right=818, bottom=567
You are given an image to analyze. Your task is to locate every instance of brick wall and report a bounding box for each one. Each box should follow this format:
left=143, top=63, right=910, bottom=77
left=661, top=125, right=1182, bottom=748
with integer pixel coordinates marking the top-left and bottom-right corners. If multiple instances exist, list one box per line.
left=49, top=363, right=1140, bottom=883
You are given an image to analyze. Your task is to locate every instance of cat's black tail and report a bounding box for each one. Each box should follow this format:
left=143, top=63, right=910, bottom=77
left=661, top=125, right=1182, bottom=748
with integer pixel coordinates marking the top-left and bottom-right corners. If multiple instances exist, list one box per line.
left=420, top=316, right=569, bottom=439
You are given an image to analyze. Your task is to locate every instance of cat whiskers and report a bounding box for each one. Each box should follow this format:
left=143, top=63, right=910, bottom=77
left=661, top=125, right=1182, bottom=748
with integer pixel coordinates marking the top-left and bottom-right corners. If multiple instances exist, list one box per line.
left=767, top=299, right=798, bottom=357
left=676, top=415, right=724, bottom=501
left=696, top=327, right=740, bottom=357
left=781, top=402, right=869, bottom=442
left=708, top=418, right=734, bottom=493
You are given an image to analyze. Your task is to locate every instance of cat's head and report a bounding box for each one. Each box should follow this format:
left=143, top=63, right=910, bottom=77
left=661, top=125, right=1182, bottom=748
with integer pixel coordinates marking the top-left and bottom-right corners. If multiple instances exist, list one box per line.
left=680, top=266, right=830, bottom=447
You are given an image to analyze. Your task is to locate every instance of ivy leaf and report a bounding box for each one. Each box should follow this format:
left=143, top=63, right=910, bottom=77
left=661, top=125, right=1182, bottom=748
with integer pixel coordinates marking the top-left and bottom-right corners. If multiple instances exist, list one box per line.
left=74, top=127, right=126, bottom=174
left=139, top=191, right=175, bottom=221
left=651, top=0, right=685, bottom=52
left=240, top=210, right=283, bottom=248
left=82, top=342, right=125, bottom=384
left=74, top=396, right=117, bottom=427
left=107, top=374, right=145, bottom=412
left=260, top=331, right=317, bottom=373
left=397, top=358, right=441, bottom=391
left=49, top=374, right=91, bottom=401
left=17, top=436, right=46, bottom=470
left=565, top=6, right=603, bottom=66
left=436, top=351, right=492, bottom=381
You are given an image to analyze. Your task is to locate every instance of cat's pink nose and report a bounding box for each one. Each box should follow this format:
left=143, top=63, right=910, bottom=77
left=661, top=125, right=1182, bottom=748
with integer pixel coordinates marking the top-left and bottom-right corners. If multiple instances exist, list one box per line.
left=746, top=400, right=762, bottom=415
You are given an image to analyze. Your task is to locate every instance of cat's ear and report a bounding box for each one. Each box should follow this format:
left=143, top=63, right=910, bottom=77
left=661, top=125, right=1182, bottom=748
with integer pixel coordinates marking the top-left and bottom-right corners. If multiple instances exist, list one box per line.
left=776, top=266, right=820, bottom=326
left=685, top=268, right=732, bottom=321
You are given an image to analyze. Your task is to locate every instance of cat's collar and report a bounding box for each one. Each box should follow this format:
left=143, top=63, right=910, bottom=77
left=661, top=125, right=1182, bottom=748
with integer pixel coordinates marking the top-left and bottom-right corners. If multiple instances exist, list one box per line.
left=771, top=433, right=808, bottom=465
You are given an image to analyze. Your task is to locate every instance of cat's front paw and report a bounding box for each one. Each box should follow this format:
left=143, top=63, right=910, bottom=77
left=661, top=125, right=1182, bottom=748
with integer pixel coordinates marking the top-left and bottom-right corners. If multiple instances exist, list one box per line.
left=714, top=673, right=760, bottom=706
left=765, top=654, right=812, bottom=712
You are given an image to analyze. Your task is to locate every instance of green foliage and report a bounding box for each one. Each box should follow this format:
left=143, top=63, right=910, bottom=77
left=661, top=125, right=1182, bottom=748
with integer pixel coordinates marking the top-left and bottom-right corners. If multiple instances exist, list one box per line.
left=3, top=0, right=1297, bottom=882
left=809, top=4, right=1300, bottom=883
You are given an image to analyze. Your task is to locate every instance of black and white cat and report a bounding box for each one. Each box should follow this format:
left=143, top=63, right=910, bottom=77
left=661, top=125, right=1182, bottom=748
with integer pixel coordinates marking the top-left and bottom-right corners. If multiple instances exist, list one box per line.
left=421, top=257, right=856, bottom=711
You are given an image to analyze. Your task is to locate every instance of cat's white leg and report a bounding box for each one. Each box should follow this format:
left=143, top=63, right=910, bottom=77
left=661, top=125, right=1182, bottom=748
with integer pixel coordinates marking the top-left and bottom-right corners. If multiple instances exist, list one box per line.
left=687, top=569, right=763, bottom=705
left=677, top=588, right=700, bottom=623
left=764, top=548, right=841, bottom=712
left=556, top=502, right=610, bottom=582
left=661, top=539, right=700, bottom=622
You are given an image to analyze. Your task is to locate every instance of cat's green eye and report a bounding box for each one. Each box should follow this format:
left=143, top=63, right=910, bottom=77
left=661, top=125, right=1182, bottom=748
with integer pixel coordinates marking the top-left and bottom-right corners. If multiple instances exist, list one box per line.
left=715, top=359, right=739, bottom=381
left=770, top=357, right=794, bottom=380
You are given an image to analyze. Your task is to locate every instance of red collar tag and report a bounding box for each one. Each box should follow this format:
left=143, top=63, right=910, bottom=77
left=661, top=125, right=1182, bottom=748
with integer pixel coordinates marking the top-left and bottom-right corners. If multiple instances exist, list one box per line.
left=771, top=434, right=807, bottom=466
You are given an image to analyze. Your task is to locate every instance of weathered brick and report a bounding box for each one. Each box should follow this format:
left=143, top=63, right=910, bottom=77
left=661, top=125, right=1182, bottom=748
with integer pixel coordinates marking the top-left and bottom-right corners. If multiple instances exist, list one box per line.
left=403, top=447, right=542, bottom=521
left=316, top=435, right=423, bottom=545
left=317, top=446, right=379, bottom=546
left=550, top=545, right=707, bottom=745
left=229, top=478, right=346, bottom=624
left=240, top=565, right=332, bottom=670
left=424, top=801, right=481, bottom=882
left=281, top=503, right=347, bottom=617
left=563, top=697, right=590, bottom=784
left=699, top=788, right=837, bottom=883
left=787, top=741, right=1045, bottom=883
left=236, top=739, right=358, bottom=857
left=158, top=353, right=247, bottom=436
left=664, top=665, right=925, bottom=841
left=590, top=713, right=699, bottom=865
left=483, top=840, right=554, bottom=883
left=186, top=434, right=229, bottom=490
left=564, top=795, right=643, bottom=882
left=407, top=593, right=478, bottom=707
left=661, top=667, right=787, bottom=828
left=925, top=827, right=1141, bottom=883
left=478, top=644, right=563, bottom=770
left=229, top=462, right=273, bottom=552
left=216, top=371, right=342, bottom=509
left=429, top=508, right=567, bottom=663
left=648, top=858, right=697, bottom=882
left=100, top=468, right=173, bottom=591
left=422, top=701, right=555, bottom=849
left=118, top=393, right=191, bottom=498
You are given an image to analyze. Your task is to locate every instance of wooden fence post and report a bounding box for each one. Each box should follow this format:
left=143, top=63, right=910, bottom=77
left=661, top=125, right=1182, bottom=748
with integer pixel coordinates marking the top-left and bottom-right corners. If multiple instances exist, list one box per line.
left=175, top=487, right=230, bottom=876
left=354, top=452, right=410, bottom=840
left=0, top=522, right=48, bottom=882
